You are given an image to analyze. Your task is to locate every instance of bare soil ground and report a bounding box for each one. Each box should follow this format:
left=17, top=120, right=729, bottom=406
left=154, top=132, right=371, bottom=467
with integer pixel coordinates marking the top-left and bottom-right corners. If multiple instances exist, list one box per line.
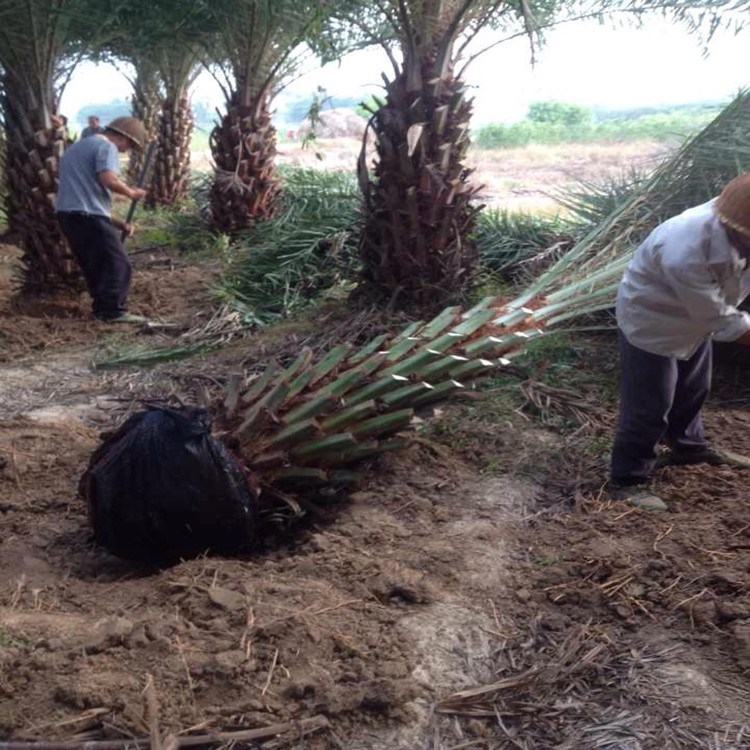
left=0, top=246, right=536, bottom=748
left=2, top=155, right=750, bottom=746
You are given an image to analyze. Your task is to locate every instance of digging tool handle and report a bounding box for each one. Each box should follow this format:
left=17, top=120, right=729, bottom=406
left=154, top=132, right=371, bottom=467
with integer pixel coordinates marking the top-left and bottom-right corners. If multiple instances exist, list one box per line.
left=121, top=140, right=157, bottom=242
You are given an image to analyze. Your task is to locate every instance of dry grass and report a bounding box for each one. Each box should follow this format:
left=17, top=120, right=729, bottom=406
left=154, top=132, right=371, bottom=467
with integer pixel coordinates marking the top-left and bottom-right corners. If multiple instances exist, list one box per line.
left=191, top=138, right=670, bottom=212
left=433, top=619, right=750, bottom=749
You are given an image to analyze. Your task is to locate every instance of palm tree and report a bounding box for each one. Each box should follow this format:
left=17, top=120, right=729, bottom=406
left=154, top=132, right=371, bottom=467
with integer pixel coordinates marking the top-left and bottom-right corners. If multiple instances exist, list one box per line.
left=121, top=58, right=161, bottom=184
left=147, top=43, right=200, bottom=207
left=84, top=297, right=542, bottom=561
left=202, top=0, right=329, bottom=233
left=104, top=0, right=205, bottom=207
left=339, top=0, right=560, bottom=311
left=0, top=0, right=106, bottom=292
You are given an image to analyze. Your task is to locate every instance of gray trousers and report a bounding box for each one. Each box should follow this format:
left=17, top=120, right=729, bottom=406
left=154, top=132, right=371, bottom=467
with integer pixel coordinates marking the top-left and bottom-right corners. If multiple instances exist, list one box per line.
left=610, top=330, right=710, bottom=485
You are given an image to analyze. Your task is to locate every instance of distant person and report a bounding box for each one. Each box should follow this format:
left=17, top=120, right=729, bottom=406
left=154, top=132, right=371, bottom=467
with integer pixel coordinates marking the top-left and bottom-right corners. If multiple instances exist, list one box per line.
left=56, top=117, right=149, bottom=324
left=81, top=115, right=104, bottom=138
left=610, top=173, right=750, bottom=511
left=51, top=114, right=70, bottom=139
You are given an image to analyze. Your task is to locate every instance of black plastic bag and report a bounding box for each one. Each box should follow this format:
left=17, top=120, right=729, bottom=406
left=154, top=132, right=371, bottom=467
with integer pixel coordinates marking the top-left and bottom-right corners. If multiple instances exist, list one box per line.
left=81, top=405, right=258, bottom=563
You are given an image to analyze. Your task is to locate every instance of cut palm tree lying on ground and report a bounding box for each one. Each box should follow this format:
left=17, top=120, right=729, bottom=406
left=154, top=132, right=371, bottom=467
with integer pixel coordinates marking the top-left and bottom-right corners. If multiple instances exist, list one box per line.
left=82, top=92, right=750, bottom=564
left=82, top=299, right=546, bottom=563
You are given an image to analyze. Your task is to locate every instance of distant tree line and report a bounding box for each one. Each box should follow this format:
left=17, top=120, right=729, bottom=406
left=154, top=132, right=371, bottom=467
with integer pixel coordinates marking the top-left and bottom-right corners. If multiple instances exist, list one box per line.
left=474, top=100, right=722, bottom=148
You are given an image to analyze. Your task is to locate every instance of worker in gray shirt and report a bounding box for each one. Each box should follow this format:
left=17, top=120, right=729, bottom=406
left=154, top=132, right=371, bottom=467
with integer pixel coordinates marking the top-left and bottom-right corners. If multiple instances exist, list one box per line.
left=611, top=173, right=750, bottom=511
left=81, top=115, right=104, bottom=138
left=56, top=117, right=148, bottom=323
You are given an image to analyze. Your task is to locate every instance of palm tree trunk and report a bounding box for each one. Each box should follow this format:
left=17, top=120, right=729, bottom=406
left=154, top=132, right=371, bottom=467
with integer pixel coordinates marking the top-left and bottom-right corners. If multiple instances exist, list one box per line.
left=209, top=93, right=281, bottom=233
left=1, top=71, right=77, bottom=293
left=147, top=90, right=193, bottom=207
left=127, top=69, right=160, bottom=183
left=357, top=64, right=482, bottom=311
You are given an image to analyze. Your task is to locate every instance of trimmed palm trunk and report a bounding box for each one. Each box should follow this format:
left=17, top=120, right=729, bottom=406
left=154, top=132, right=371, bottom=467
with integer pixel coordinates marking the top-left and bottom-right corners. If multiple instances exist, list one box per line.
left=1, top=72, right=76, bottom=292
left=358, top=63, right=482, bottom=311
left=147, top=88, right=193, bottom=207
left=127, top=69, right=160, bottom=183
left=209, top=93, right=281, bottom=232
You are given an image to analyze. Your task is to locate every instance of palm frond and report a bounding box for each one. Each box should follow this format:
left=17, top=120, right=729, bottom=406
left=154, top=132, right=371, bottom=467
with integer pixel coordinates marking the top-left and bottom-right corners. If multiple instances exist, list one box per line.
left=216, top=167, right=361, bottom=324
left=474, top=208, right=575, bottom=278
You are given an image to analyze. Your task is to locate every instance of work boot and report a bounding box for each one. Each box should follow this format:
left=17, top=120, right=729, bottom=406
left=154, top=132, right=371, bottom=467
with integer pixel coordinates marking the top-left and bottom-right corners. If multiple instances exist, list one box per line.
left=99, top=312, right=149, bottom=324
left=610, top=484, right=668, bottom=511
left=658, top=447, right=750, bottom=469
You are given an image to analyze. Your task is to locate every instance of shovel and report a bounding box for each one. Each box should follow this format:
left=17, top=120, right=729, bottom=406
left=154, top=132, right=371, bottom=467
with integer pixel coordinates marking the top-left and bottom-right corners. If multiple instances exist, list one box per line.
left=121, top=140, right=157, bottom=242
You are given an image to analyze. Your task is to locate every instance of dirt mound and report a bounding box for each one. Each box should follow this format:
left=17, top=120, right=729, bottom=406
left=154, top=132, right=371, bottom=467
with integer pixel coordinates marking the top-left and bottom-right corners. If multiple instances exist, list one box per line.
left=297, top=109, right=366, bottom=140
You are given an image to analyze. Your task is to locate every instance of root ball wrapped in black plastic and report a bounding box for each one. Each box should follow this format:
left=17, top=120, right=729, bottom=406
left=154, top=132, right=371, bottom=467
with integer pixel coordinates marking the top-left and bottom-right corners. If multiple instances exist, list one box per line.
left=80, top=405, right=257, bottom=564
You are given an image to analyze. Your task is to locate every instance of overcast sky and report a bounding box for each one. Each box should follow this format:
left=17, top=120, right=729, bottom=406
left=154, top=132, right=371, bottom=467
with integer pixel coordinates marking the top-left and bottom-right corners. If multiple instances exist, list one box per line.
left=61, top=17, right=749, bottom=126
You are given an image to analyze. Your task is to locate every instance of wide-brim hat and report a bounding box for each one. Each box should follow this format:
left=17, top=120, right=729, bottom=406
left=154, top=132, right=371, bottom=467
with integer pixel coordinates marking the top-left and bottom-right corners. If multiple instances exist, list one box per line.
left=715, top=173, right=750, bottom=237
left=105, top=116, right=147, bottom=150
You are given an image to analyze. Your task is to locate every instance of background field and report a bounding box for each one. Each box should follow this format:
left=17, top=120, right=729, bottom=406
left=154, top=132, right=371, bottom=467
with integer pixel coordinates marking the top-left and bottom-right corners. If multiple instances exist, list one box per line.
left=190, top=137, right=668, bottom=212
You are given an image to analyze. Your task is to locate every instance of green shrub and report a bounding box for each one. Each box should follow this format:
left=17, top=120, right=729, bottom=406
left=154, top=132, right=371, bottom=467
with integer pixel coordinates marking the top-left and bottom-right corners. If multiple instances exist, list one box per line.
left=528, top=101, right=590, bottom=126
left=474, top=111, right=718, bottom=149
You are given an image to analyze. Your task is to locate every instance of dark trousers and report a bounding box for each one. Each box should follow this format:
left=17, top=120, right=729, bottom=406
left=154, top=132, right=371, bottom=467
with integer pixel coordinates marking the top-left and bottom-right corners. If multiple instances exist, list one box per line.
left=610, top=330, right=711, bottom=485
left=57, top=212, right=131, bottom=319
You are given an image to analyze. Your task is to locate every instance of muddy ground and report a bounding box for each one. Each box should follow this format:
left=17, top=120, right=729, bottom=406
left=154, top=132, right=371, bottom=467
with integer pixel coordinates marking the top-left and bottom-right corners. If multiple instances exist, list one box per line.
left=1, top=238, right=750, bottom=749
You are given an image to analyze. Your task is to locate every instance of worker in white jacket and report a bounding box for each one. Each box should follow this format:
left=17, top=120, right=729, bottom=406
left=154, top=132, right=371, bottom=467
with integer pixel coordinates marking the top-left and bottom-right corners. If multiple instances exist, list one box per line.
left=612, top=173, right=750, bottom=511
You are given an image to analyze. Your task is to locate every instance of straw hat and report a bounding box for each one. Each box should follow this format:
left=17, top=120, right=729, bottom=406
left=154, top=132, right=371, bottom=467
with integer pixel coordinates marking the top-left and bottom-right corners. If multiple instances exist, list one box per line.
left=105, top=117, right=147, bottom=150
left=715, top=173, right=750, bottom=237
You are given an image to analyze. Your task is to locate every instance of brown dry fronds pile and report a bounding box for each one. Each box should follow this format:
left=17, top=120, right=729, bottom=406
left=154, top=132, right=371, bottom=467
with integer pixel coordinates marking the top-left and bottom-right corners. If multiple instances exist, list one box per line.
left=436, top=620, right=749, bottom=749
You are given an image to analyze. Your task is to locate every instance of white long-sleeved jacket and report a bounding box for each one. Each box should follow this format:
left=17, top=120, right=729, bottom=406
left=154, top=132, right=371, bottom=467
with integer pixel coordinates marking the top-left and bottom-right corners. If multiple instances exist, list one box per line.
left=616, top=200, right=750, bottom=360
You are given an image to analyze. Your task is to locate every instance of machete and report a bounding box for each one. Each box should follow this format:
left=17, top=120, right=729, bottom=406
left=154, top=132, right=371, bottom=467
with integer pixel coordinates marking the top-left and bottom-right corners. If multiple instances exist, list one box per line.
left=121, top=140, right=157, bottom=242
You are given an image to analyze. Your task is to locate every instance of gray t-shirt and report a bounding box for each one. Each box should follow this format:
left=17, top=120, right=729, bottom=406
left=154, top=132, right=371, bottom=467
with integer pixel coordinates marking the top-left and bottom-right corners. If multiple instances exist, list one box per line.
left=55, top=135, right=119, bottom=217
